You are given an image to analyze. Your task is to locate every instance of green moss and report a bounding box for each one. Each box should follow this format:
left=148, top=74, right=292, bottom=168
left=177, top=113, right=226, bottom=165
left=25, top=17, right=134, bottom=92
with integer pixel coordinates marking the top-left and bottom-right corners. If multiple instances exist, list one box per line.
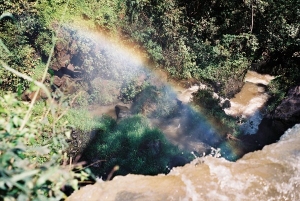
left=81, top=115, right=191, bottom=178
left=62, top=108, right=104, bottom=132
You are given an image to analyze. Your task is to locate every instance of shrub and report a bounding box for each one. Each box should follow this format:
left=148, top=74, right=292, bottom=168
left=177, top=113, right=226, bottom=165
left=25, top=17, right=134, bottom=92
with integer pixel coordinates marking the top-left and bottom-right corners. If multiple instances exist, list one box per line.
left=80, top=115, right=191, bottom=179
left=131, top=85, right=179, bottom=118
left=0, top=93, right=88, bottom=200
left=193, top=89, right=239, bottom=136
left=119, top=79, right=148, bottom=103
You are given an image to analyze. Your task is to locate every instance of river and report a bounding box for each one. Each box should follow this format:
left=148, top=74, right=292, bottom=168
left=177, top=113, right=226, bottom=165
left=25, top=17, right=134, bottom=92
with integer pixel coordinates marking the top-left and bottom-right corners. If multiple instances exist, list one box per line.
left=67, top=124, right=300, bottom=201
left=224, top=70, right=274, bottom=134
left=63, top=27, right=300, bottom=201
left=67, top=70, right=300, bottom=200
left=87, top=70, right=274, bottom=157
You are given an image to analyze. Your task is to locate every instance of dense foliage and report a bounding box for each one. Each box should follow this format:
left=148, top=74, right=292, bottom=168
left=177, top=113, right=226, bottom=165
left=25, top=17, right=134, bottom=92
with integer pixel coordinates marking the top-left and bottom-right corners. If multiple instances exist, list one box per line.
left=0, top=94, right=89, bottom=200
left=80, top=115, right=191, bottom=178
left=0, top=0, right=299, bottom=199
left=1, top=0, right=299, bottom=97
left=122, top=0, right=299, bottom=97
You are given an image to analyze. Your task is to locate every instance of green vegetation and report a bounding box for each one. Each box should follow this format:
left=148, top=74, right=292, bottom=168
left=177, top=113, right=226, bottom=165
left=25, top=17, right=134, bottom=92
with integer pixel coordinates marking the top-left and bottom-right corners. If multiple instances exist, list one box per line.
left=0, top=94, right=88, bottom=200
left=80, top=115, right=192, bottom=178
left=121, top=0, right=299, bottom=98
left=193, top=89, right=239, bottom=136
left=119, top=79, right=149, bottom=103
left=131, top=85, right=179, bottom=118
left=2, top=0, right=298, bottom=100
left=0, top=0, right=299, bottom=199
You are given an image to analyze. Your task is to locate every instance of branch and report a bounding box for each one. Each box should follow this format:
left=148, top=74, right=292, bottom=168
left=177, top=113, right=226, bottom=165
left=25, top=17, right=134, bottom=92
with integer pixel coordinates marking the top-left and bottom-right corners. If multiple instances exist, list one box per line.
left=250, top=0, right=255, bottom=33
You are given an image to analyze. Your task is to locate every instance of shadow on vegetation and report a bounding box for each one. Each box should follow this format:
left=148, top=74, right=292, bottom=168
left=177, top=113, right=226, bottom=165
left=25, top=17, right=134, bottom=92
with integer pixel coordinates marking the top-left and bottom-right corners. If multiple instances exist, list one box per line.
left=78, top=115, right=194, bottom=180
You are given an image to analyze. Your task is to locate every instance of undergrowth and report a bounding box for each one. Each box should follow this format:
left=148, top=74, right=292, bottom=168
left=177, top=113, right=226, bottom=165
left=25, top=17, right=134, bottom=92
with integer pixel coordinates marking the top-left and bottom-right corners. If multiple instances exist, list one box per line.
left=0, top=94, right=89, bottom=200
left=80, top=115, right=193, bottom=179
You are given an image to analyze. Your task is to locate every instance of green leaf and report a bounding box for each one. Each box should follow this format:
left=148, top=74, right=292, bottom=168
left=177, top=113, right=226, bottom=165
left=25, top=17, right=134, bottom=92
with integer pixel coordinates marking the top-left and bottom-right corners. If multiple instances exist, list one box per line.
left=11, top=169, right=40, bottom=182
left=12, top=116, right=21, bottom=127
left=36, top=168, right=56, bottom=186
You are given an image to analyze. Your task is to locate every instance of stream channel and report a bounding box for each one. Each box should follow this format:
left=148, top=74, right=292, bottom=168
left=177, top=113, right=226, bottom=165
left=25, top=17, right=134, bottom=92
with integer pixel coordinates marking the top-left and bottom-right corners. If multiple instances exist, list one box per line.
left=67, top=70, right=300, bottom=201
left=86, top=70, right=274, bottom=159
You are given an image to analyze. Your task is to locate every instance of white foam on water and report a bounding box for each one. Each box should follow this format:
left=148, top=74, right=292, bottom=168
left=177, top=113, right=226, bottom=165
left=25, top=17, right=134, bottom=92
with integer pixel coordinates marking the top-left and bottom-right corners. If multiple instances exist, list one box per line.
left=180, top=175, right=200, bottom=201
left=67, top=124, right=300, bottom=201
left=224, top=71, right=274, bottom=134
left=177, top=85, right=200, bottom=103
left=244, top=71, right=274, bottom=85
left=224, top=87, right=270, bottom=117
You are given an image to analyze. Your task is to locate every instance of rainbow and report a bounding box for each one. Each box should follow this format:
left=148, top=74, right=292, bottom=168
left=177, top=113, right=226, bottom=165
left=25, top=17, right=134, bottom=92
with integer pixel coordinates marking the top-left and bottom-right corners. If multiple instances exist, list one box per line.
left=63, top=24, right=242, bottom=161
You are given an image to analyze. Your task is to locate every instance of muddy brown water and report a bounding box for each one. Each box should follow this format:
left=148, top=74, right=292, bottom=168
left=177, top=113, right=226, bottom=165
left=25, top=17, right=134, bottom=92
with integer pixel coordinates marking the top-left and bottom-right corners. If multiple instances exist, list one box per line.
left=86, top=70, right=274, bottom=155
left=224, top=71, right=274, bottom=117
left=68, top=124, right=300, bottom=201
left=224, top=70, right=274, bottom=134
left=67, top=71, right=300, bottom=201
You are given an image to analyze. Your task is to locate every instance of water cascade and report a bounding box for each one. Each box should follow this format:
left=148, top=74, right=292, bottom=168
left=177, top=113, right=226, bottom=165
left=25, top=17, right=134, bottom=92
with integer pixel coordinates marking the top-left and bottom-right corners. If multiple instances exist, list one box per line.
left=68, top=124, right=300, bottom=201
left=224, top=71, right=274, bottom=134
left=59, top=27, right=299, bottom=200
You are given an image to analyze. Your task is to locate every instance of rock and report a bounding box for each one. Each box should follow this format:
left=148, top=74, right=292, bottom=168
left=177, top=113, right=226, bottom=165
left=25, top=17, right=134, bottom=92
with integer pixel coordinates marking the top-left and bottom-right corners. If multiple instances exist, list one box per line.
left=60, top=75, right=77, bottom=94
left=21, top=91, right=30, bottom=101
left=57, top=53, right=70, bottom=67
left=40, top=90, right=49, bottom=99
left=241, top=85, right=300, bottom=151
left=21, top=87, right=50, bottom=102
left=222, top=99, right=231, bottom=109
left=53, top=75, right=63, bottom=87
left=72, top=141, right=78, bottom=147
left=272, top=86, right=300, bottom=122
left=115, top=105, right=131, bottom=119
left=71, top=131, right=78, bottom=139
left=67, top=64, right=75, bottom=72
left=168, top=155, right=189, bottom=169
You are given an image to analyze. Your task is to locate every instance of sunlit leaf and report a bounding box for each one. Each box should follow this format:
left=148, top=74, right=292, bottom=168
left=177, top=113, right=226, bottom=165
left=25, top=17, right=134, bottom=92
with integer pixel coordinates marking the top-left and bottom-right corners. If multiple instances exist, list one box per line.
left=11, top=169, right=39, bottom=182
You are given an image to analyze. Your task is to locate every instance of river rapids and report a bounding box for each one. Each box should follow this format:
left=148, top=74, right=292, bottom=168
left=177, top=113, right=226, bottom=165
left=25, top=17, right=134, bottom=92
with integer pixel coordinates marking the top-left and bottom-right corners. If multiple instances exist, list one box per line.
left=67, top=124, right=300, bottom=201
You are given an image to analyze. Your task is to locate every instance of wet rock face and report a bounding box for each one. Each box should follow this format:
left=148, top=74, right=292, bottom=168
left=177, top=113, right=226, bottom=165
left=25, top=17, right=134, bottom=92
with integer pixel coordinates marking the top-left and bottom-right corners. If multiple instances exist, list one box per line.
left=115, top=105, right=131, bottom=120
left=273, top=86, right=300, bottom=122
left=48, top=27, right=99, bottom=96
left=222, top=99, right=231, bottom=109
left=243, top=85, right=300, bottom=150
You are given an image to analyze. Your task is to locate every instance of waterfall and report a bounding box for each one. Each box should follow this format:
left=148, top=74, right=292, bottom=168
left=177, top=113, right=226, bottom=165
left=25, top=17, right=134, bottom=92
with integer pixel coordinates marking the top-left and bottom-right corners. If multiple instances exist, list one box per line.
left=67, top=124, right=300, bottom=201
left=224, top=71, right=274, bottom=134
